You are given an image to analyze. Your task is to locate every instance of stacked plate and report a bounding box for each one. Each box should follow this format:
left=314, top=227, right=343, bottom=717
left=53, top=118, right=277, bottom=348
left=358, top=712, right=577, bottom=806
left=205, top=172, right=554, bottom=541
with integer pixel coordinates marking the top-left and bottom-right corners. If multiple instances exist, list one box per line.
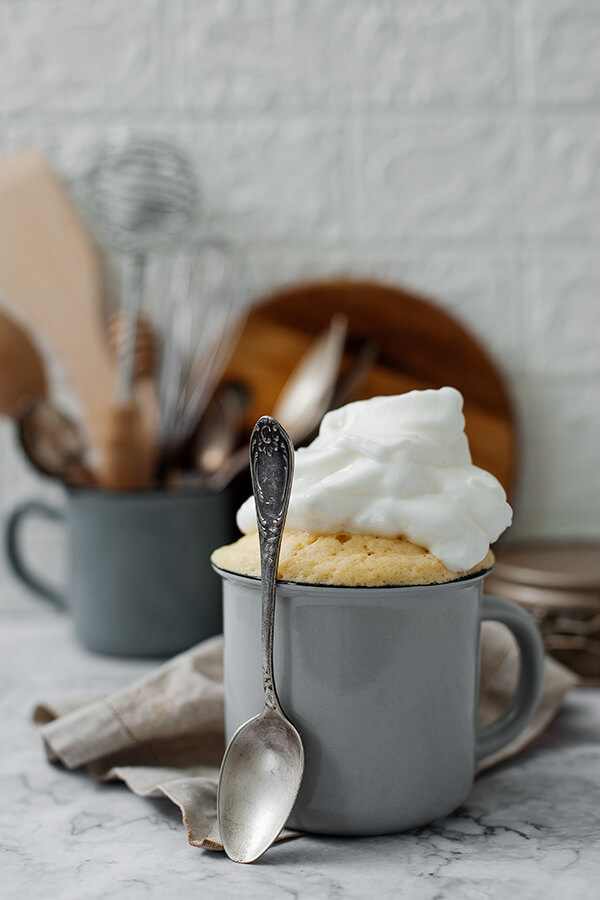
left=487, top=542, right=600, bottom=684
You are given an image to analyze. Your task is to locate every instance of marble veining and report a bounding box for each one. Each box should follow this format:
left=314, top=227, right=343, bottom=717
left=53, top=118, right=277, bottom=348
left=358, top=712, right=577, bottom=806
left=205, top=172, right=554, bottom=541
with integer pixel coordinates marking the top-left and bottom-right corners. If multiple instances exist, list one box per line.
left=1, top=614, right=599, bottom=899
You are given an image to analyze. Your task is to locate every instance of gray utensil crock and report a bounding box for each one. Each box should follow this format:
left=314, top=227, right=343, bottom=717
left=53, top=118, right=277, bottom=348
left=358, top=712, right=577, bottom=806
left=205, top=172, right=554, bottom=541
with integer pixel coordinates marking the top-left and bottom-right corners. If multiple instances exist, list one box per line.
left=6, top=488, right=235, bottom=657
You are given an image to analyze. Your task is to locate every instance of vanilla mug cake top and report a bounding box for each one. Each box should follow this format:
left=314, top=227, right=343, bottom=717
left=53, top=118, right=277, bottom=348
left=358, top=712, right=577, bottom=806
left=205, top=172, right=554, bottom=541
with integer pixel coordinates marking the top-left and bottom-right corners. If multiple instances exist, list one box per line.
left=211, top=387, right=511, bottom=587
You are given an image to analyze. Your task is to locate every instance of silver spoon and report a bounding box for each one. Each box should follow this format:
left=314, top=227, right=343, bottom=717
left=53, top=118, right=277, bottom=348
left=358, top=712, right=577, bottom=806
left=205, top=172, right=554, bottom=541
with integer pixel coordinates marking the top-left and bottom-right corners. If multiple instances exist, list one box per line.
left=217, top=416, right=304, bottom=863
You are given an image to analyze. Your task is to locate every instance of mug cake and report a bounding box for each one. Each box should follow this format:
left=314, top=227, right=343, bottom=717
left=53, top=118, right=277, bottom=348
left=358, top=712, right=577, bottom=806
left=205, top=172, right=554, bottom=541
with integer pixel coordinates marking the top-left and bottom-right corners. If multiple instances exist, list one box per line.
left=211, top=386, right=511, bottom=586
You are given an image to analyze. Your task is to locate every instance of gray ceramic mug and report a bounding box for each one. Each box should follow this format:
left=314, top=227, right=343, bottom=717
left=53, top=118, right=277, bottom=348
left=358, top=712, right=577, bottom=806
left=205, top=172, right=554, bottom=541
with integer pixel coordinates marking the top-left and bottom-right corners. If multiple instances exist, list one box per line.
left=216, top=566, right=545, bottom=836
left=7, top=488, right=235, bottom=657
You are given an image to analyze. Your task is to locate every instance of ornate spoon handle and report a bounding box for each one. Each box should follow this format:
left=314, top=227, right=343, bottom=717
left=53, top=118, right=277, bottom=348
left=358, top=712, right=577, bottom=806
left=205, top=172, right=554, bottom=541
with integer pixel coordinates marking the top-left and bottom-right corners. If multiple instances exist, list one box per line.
left=249, top=416, right=294, bottom=712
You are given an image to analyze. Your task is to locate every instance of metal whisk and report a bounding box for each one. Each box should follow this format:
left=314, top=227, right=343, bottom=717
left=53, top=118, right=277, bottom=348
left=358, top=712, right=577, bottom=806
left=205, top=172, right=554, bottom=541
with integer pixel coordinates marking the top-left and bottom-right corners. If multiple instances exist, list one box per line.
left=81, top=135, right=200, bottom=489
left=83, top=136, right=199, bottom=402
left=159, top=236, right=247, bottom=456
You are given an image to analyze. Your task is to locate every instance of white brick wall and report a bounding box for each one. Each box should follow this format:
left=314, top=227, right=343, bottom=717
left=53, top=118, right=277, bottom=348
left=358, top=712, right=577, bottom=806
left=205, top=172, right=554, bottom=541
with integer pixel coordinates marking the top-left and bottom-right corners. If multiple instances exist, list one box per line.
left=0, top=0, right=599, bottom=608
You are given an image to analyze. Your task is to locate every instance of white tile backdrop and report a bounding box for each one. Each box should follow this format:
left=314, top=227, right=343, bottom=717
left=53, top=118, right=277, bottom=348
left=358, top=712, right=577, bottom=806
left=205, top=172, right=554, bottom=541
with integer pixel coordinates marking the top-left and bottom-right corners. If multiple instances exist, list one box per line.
left=0, top=0, right=599, bottom=609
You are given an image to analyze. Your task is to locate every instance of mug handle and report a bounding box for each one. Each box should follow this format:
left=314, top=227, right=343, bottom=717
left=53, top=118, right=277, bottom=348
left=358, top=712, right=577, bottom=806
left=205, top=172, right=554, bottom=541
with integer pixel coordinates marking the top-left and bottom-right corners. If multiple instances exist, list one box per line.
left=5, top=500, right=67, bottom=610
left=476, top=594, right=545, bottom=762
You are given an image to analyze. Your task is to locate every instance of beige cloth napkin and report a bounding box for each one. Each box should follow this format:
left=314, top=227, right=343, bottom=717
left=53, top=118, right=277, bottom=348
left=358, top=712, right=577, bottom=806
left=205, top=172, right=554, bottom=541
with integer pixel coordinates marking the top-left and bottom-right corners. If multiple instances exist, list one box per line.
left=34, top=626, right=578, bottom=851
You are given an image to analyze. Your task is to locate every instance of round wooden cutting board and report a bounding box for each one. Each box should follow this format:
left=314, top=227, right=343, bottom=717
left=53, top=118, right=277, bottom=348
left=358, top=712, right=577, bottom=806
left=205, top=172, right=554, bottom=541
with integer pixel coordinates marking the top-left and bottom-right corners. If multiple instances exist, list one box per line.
left=223, top=278, right=518, bottom=495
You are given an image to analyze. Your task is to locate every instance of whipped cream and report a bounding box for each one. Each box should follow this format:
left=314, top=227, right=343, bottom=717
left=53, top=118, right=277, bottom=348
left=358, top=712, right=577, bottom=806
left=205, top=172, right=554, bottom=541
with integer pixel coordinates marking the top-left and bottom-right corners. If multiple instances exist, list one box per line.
left=236, top=387, right=512, bottom=572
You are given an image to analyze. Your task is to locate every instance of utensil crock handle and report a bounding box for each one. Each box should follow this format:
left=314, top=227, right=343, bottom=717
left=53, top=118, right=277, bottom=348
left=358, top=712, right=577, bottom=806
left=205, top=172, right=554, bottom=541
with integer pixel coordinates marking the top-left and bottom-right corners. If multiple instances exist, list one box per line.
left=5, top=500, right=67, bottom=610
left=476, top=594, right=544, bottom=761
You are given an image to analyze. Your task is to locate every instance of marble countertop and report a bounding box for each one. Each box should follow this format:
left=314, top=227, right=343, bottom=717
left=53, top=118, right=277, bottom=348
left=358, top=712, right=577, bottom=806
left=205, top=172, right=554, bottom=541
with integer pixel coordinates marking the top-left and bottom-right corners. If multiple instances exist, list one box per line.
left=2, top=613, right=599, bottom=900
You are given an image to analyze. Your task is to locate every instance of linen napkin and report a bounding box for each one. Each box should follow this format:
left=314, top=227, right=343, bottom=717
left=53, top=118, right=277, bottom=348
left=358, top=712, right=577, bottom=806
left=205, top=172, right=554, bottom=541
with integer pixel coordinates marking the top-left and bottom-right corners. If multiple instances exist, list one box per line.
left=34, top=625, right=577, bottom=850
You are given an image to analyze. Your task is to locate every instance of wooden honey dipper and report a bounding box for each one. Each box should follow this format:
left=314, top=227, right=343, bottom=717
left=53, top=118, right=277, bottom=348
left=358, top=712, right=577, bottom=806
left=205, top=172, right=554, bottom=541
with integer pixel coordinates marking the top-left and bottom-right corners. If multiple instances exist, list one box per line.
left=102, top=312, right=159, bottom=490
left=107, top=312, right=156, bottom=382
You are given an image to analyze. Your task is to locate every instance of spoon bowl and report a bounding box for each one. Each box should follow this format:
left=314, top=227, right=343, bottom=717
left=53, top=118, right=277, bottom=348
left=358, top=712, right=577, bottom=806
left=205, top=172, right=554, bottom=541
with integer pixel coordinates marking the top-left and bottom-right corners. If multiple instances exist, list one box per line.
left=218, top=708, right=304, bottom=863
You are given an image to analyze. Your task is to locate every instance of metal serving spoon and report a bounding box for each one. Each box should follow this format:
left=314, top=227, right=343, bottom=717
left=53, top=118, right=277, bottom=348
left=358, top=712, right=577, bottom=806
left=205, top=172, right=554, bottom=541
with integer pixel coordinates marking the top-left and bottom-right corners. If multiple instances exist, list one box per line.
left=217, top=416, right=304, bottom=863
left=18, top=399, right=97, bottom=487
left=192, top=382, right=249, bottom=480
left=210, top=314, right=347, bottom=489
left=166, top=382, right=249, bottom=489
left=274, top=312, right=347, bottom=442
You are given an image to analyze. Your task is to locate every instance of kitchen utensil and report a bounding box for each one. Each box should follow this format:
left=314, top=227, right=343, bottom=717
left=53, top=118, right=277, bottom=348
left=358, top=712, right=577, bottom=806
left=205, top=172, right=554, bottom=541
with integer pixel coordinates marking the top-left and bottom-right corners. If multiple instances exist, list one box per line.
left=107, top=311, right=160, bottom=481
left=0, top=150, right=112, bottom=443
left=0, top=308, right=47, bottom=417
left=223, top=278, right=518, bottom=495
left=193, top=382, right=249, bottom=481
left=107, top=312, right=157, bottom=383
left=273, top=313, right=347, bottom=442
left=100, top=403, right=154, bottom=491
left=6, top=488, right=234, bottom=653
left=211, top=315, right=348, bottom=489
left=217, top=417, right=304, bottom=864
left=83, top=137, right=198, bottom=401
left=82, top=137, right=198, bottom=489
left=166, top=383, right=248, bottom=489
left=158, top=237, right=246, bottom=454
left=17, top=399, right=96, bottom=487
left=486, top=541, right=600, bottom=684
left=330, top=339, right=378, bottom=410
left=216, top=569, right=544, bottom=836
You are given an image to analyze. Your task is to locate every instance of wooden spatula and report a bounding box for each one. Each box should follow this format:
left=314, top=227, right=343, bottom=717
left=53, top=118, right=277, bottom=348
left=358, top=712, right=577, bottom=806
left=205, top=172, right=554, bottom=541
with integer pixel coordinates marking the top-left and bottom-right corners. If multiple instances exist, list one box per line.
left=0, top=149, right=113, bottom=449
left=0, top=308, right=47, bottom=417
